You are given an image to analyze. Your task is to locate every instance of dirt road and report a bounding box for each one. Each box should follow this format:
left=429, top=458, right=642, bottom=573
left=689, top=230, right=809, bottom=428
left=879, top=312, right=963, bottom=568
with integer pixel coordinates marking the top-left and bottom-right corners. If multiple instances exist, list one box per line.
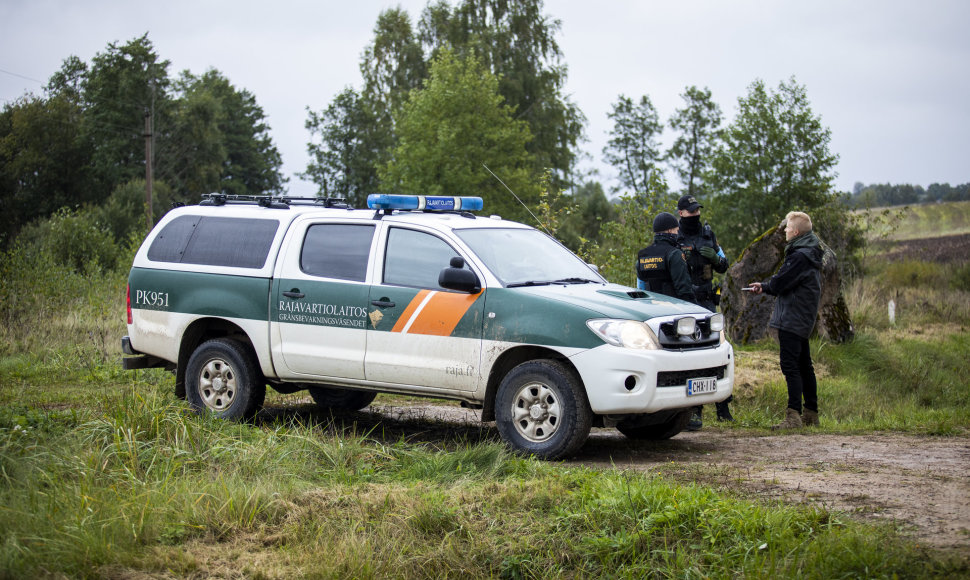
left=348, top=403, right=970, bottom=554
left=578, top=428, right=970, bottom=553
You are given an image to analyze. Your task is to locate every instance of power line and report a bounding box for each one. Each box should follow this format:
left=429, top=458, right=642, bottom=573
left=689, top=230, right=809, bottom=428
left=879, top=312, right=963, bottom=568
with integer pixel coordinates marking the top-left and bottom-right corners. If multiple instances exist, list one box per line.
left=0, top=67, right=45, bottom=85
left=1, top=65, right=169, bottom=111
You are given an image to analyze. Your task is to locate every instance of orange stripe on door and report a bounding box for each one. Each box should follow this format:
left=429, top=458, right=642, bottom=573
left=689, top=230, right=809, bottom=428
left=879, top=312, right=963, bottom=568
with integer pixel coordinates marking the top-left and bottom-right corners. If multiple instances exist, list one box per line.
left=404, top=291, right=479, bottom=336
left=391, top=289, right=431, bottom=333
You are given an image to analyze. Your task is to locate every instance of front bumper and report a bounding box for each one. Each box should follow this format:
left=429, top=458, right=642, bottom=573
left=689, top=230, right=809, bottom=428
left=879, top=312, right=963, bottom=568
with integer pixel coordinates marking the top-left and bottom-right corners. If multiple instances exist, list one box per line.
left=569, top=341, right=734, bottom=414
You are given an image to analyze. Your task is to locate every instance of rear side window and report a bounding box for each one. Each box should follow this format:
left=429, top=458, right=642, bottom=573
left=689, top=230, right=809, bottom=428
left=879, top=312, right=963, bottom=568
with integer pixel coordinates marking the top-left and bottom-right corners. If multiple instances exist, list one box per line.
left=301, top=223, right=375, bottom=281
left=147, top=215, right=279, bottom=269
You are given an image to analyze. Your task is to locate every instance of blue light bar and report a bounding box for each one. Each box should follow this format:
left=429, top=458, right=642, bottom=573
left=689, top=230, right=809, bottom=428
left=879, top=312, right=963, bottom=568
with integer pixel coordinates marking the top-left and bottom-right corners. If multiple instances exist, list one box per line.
left=367, top=194, right=484, bottom=212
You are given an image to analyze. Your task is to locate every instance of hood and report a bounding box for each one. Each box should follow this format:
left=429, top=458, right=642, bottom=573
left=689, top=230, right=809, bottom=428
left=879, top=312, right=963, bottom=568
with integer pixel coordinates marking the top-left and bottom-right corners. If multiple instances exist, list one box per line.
left=786, top=231, right=824, bottom=269
left=516, top=283, right=710, bottom=320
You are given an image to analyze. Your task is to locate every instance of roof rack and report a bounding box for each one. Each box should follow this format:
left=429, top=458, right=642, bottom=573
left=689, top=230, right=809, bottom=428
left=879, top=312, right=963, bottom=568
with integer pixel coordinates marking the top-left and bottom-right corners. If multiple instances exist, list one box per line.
left=198, top=193, right=352, bottom=209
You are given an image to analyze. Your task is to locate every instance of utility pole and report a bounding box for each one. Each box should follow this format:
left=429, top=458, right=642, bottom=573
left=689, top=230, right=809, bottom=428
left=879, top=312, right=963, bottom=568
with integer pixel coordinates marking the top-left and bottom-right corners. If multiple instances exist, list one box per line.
left=144, top=111, right=153, bottom=231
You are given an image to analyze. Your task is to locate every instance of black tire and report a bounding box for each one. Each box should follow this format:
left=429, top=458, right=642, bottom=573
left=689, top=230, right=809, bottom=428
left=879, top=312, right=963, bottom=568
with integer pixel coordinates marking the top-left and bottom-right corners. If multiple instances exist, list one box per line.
left=495, top=359, right=592, bottom=460
left=307, top=386, right=377, bottom=411
left=185, top=338, right=265, bottom=420
left=616, top=409, right=692, bottom=440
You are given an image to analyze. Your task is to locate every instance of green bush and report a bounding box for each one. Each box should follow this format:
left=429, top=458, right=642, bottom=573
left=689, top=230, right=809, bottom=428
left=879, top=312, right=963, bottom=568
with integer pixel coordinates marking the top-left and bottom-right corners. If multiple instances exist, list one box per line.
left=586, top=174, right=676, bottom=286
left=16, top=207, right=122, bottom=274
left=0, top=225, right=132, bottom=356
left=950, top=263, right=970, bottom=291
left=94, top=179, right=177, bottom=242
left=0, top=240, right=87, bottom=331
left=882, top=259, right=945, bottom=288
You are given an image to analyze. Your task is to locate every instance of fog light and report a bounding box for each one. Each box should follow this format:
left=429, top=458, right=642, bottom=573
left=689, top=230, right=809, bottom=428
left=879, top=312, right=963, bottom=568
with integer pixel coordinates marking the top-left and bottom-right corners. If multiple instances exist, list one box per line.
left=624, top=375, right=637, bottom=391
left=676, top=317, right=696, bottom=336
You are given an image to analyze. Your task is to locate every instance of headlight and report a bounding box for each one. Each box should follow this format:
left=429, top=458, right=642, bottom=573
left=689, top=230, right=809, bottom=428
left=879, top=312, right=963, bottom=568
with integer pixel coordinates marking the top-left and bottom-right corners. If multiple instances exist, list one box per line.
left=586, top=319, right=661, bottom=350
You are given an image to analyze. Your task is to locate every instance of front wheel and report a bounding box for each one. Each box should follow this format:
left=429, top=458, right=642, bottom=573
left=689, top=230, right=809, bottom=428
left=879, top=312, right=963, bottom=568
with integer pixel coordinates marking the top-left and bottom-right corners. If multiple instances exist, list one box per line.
left=185, top=339, right=265, bottom=419
left=495, top=360, right=592, bottom=460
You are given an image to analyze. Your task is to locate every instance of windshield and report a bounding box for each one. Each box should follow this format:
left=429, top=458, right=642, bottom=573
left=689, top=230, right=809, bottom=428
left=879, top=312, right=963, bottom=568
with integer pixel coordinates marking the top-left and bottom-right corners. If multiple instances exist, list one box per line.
left=456, top=228, right=604, bottom=287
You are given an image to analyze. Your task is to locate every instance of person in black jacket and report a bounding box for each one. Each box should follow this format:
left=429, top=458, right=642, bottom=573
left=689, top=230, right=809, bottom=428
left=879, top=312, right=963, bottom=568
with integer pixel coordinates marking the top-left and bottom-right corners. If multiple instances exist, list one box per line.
left=749, top=211, right=824, bottom=429
left=677, top=194, right=729, bottom=309
left=636, top=212, right=695, bottom=303
left=677, top=194, right=732, bottom=427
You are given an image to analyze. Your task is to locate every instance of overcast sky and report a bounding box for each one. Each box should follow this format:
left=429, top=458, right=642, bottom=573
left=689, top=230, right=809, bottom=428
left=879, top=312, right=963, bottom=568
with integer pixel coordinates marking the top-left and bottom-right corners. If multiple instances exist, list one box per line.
left=2, top=0, right=968, bottom=198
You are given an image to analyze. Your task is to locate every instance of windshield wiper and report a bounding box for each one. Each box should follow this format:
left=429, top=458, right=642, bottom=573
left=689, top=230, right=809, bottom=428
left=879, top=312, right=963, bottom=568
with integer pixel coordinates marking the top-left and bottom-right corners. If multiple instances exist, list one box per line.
left=507, top=278, right=599, bottom=288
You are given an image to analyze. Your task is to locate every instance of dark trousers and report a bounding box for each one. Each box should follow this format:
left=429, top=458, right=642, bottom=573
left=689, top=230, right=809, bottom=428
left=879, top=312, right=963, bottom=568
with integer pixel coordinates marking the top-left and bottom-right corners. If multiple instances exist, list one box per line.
left=777, top=329, right=818, bottom=413
left=693, top=297, right=731, bottom=416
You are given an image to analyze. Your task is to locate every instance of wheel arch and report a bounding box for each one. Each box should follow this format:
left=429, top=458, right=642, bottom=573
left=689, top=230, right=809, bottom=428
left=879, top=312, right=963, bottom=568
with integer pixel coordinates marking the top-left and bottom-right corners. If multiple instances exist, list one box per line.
left=481, top=345, right=582, bottom=422
left=175, top=318, right=262, bottom=399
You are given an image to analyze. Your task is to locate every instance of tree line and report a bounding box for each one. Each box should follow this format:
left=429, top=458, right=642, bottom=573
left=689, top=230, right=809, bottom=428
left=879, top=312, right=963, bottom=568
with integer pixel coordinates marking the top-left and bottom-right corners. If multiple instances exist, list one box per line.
left=3, top=0, right=956, bottom=282
left=302, top=0, right=583, bottom=223
left=595, top=77, right=842, bottom=262
left=300, top=0, right=850, bottom=266
left=846, top=182, right=970, bottom=208
left=0, top=33, right=283, bottom=248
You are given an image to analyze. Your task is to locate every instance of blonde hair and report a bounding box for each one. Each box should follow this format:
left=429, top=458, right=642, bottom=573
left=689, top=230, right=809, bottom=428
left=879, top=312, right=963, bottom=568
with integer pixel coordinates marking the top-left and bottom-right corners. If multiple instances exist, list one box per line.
left=785, top=211, right=813, bottom=234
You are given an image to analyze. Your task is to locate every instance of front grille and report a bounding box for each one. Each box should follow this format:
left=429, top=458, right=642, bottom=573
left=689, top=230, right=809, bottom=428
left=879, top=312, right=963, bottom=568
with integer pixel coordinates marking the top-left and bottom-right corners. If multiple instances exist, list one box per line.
left=656, top=318, right=721, bottom=350
left=657, top=365, right=727, bottom=388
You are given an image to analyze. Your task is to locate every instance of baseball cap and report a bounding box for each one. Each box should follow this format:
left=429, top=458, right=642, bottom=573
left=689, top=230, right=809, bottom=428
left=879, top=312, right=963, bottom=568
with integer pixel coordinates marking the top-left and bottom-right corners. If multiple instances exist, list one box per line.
left=677, top=194, right=703, bottom=212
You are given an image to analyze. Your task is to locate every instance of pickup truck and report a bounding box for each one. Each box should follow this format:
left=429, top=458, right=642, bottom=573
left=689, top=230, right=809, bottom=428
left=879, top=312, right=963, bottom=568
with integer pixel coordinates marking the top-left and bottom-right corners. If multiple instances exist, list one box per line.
left=122, top=193, right=733, bottom=459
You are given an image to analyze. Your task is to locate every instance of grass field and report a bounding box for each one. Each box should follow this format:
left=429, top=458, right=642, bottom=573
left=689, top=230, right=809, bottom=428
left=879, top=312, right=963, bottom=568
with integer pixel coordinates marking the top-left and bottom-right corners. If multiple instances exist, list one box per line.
left=1, top=204, right=969, bottom=577
left=857, top=199, right=970, bottom=241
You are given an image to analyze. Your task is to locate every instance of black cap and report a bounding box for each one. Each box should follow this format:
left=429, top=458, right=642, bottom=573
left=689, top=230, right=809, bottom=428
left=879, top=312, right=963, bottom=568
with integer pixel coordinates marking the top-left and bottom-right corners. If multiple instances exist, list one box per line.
left=677, top=194, right=703, bottom=212
left=653, top=212, right=679, bottom=233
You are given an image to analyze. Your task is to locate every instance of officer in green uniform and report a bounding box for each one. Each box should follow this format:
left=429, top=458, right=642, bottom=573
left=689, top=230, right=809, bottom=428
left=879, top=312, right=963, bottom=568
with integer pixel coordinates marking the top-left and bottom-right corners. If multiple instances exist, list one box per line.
left=677, top=194, right=733, bottom=428
left=635, top=212, right=695, bottom=303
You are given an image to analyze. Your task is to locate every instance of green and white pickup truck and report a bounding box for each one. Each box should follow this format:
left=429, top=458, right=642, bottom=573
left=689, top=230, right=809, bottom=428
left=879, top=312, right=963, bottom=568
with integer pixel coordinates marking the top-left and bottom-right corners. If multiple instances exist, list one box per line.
left=123, top=194, right=733, bottom=459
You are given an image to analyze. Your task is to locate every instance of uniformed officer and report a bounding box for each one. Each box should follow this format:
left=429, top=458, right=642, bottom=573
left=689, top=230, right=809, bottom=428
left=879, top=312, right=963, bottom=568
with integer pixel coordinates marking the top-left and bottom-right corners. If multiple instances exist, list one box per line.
left=636, top=212, right=695, bottom=303
left=676, top=194, right=733, bottom=427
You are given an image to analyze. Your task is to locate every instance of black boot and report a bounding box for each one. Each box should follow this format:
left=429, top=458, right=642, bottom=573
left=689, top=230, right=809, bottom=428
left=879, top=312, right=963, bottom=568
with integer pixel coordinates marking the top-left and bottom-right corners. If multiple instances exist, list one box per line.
left=715, top=401, right=733, bottom=422
left=686, top=406, right=703, bottom=431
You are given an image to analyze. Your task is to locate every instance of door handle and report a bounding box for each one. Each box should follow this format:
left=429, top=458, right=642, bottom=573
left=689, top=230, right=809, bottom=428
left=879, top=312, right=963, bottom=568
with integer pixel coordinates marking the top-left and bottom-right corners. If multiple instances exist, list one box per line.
left=371, top=299, right=396, bottom=308
left=282, top=290, right=305, bottom=299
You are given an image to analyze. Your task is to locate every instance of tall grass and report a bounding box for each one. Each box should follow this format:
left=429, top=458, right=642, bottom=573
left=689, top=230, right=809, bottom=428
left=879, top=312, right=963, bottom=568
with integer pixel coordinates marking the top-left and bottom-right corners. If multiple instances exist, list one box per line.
left=0, top=394, right=961, bottom=578
left=0, top=235, right=131, bottom=362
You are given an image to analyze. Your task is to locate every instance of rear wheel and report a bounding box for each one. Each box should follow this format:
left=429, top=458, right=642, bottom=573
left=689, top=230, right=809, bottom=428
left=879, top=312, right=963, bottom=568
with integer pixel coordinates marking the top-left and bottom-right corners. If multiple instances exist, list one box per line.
left=185, top=339, right=265, bottom=419
left=308, top=386, right=377, bottom=411
left=616, top=409, right=692, bottom=440
left=495, top=359, right=591, bottom=460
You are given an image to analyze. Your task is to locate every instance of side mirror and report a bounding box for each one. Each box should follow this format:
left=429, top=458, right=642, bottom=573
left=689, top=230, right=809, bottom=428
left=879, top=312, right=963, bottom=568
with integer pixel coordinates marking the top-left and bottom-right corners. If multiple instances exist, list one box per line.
left=438, top=256, right=481, bottom=293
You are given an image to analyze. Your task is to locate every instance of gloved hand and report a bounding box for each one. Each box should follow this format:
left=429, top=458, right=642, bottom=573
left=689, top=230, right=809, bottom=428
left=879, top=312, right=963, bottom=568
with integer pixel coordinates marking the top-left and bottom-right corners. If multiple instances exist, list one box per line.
left=699, top=246, right=718, bottom=263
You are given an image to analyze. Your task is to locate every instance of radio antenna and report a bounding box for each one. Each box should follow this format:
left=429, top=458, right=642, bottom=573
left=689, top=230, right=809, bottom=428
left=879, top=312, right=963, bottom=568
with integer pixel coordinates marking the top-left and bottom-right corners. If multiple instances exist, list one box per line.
left=482, top=163, right=552, bottom=236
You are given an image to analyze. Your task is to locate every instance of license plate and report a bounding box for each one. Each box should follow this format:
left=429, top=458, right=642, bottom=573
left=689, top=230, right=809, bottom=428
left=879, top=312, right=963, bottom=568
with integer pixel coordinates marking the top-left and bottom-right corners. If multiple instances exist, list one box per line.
left=687, top=377, right=717, bottom=396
